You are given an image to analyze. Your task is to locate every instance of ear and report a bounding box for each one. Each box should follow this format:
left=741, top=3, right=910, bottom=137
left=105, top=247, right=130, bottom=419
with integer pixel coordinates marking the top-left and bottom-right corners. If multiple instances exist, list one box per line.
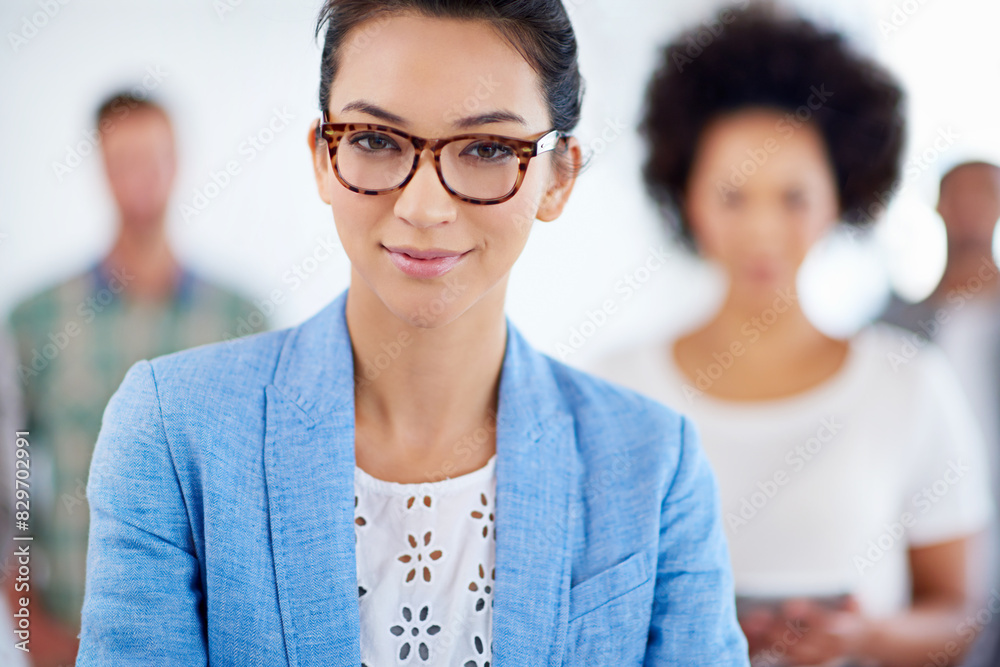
left=309, top=118, right=332, bottom=205
left=536, top=136, right=582, bottom=222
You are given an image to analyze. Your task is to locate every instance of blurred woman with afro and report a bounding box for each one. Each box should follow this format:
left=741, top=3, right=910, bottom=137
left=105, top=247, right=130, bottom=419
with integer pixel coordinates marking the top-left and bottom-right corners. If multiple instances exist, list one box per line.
left=591, top=4, right=994, bottom=665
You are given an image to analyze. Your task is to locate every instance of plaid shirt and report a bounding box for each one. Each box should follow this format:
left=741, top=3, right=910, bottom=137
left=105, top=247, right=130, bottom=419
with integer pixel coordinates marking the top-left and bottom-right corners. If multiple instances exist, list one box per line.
left=7, top=261, right=267, bottom=630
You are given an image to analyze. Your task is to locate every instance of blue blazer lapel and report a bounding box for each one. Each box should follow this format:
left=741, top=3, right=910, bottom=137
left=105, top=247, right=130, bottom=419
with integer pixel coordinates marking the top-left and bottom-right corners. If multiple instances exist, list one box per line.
left=492, top=319, right=578, bottom=667
left=264, top=289, right=360, bottom=667
left=263, top=288, right=577, bottom=666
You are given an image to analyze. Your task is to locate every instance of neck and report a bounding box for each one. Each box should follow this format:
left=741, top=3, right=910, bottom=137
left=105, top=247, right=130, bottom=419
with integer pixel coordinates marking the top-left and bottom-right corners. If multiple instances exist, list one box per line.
left=932, top=255, right=1000, bottom=302
left=346, top=272, right=507, bottom=451
left=704, top=281, right=824, bottom=351
left=102, top=218, right=179, bottom=300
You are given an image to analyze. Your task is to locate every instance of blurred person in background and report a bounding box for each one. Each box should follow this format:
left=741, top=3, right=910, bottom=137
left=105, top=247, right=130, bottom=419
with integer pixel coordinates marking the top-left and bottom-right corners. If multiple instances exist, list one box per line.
left=5, top=91, right=267, bottom=666
left=962, top=609, right=1000, bottom=667
left=588, top=5, right=994, bottom=666
left=882, top=160, right=1000, bottom=340
left=882, top=160, right=1000, bottom=590
left=0, top=330, right=29, bottom=667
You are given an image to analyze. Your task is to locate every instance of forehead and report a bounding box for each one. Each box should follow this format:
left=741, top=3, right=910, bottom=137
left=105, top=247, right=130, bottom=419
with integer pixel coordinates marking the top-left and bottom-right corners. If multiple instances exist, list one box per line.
left=941, top=164, right=1000, bottom=194
left=327, top=13, right=548, bottom=132
left=100, top=108, right=172, bottom=147
left=696, top=109, right=832, bottom=179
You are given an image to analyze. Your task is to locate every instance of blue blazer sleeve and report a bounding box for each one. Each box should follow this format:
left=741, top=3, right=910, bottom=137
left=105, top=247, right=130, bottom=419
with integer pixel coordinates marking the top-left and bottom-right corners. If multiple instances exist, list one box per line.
left=645, top=416, right=748, bottom=665
left=77, top=360, right=207, bottom=666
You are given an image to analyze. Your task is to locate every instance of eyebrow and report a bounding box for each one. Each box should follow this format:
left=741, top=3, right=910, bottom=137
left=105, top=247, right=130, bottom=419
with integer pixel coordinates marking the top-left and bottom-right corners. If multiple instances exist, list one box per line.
left=340, top=101, right=406, bottom=126
left=339, top=100, right=527, bottom=130
left=452, top=111, right=527, bottom=129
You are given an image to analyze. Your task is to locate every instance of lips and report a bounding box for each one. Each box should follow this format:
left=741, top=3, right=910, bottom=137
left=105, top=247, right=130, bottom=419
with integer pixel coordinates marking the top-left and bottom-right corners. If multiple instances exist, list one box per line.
left=383, top=244, right=471, bottom=279
left=384, top=245, right=466, bottom=260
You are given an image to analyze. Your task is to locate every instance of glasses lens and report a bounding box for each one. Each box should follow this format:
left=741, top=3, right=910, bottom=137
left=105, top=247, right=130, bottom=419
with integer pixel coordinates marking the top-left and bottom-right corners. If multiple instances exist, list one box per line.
left=336, top=128, right=415, bottom=191
left=440, top=138, right=520, bottom=201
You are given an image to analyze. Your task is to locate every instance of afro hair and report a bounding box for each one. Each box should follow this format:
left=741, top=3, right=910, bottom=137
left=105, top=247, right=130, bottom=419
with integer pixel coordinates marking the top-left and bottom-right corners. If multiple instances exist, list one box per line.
left=640, top=3, right=906, bottom=249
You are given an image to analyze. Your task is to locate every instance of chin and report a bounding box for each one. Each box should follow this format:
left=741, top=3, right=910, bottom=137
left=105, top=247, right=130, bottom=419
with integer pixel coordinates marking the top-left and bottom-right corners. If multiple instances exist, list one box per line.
left=736, top=272, right=792, bottom=295
left=376, top=279, right=472, bottom=330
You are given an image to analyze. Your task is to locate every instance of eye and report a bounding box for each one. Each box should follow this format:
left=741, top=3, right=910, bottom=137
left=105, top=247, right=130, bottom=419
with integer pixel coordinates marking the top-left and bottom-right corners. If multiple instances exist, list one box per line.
left=348, top=132, right=401, bottom=153
left=784, top=189, right=807, bottom=209
left=461, top=140, right=515, bottom=162
left=721, top=188, right=744, bottom=208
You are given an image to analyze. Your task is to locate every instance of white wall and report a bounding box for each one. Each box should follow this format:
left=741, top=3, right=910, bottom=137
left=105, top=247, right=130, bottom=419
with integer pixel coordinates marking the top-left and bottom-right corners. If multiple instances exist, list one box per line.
left=2, top=0, right=998, bottom=366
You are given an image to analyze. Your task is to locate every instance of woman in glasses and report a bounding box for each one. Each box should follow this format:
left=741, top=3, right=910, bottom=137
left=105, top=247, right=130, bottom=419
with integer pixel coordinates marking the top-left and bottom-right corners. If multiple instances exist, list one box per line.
left=76, top=1, right=748, bottom=665
left=591, top=5, right=993, bottom=666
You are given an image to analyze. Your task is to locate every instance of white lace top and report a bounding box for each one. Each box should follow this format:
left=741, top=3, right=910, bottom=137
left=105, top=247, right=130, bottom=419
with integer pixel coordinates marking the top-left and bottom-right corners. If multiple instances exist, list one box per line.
left=354, top=454, right=496, bottom=667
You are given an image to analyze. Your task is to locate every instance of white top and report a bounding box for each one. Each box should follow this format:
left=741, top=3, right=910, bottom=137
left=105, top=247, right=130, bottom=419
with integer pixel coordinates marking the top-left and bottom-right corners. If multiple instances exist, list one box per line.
left=587, top=324, right=994, bottom=619
left=354, top=454, right=496, bottom=667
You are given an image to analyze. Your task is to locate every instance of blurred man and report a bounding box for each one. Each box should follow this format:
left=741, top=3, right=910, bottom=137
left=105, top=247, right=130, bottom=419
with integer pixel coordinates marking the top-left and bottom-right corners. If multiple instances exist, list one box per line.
left=5, top=91, right=267, bottom=666
left=881, top=160, right=1000, bottom=597
left=883, top=160, right=1000, bottom=445
left=882, top=161, right=1000, bottom=335
left=964, top=609, right=1000, bottom=667
left=883, top=160, right=1000, bottom=465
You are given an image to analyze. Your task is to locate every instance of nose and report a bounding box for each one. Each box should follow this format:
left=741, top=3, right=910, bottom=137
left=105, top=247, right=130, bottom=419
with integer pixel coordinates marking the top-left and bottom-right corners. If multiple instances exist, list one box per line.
left=741, top=200, right=784, bottom=248
left=393, top=149, right=458, bottom=228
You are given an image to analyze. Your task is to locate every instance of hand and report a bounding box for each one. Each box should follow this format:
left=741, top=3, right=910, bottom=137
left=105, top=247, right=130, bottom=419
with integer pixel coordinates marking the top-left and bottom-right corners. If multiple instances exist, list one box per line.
left=773, top=595, right=868, bottom=666
left=739, top=605, right=780, bottom=659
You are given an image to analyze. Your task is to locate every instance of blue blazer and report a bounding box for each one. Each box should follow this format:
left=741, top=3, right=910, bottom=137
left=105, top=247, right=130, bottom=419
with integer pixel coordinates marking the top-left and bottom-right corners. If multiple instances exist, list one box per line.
left=77, top=288, right=748, bottom=666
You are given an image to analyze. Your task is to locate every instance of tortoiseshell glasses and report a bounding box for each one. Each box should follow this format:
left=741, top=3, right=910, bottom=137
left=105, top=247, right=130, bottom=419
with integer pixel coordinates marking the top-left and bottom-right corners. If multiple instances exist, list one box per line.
left=317, top=111, right=563, bottom=205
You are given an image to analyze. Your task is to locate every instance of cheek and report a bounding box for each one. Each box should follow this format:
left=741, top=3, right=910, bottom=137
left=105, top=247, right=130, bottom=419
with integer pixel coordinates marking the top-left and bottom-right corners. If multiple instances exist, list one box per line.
left=328, top=189, right=393, bottom=258
left=796, top=195, right=839, bottom=250
left=799, top=214, right=831, bottom=249
left=512, top=159, right=555, bottom=216
left=470, top=206, right=533, bottom=271
left=687, top=199, right=734, bottom=260
left=471, top=166, right=548, bottom=258
left=502, top=190, right=542, bottom=241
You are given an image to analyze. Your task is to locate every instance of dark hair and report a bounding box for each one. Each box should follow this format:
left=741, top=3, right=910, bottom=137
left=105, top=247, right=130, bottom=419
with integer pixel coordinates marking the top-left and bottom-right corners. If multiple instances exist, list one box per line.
left=313, top=0, right=583, bottom=137
left=640, top=4, right=906, bottom=250
left=95, top=91, right=169, bottom=132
